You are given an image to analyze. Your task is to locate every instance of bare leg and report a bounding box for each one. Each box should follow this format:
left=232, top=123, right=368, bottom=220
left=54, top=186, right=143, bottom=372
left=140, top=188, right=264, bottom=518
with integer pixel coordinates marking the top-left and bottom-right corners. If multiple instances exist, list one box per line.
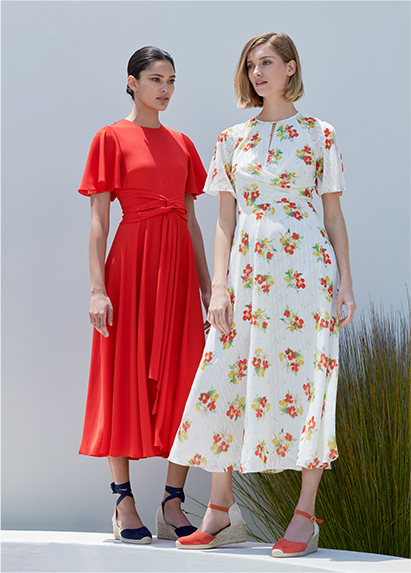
left=162, top=461, right=193, bottom=529
left=282, top=468, right=323, bottom=543
left=108, top=456, right=144, bottom=530
left=197, top=471, right=235, bottom=535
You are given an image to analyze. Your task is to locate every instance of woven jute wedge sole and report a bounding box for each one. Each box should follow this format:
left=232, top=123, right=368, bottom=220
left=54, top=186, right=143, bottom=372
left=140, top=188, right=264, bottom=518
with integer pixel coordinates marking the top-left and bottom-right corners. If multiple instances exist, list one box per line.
left=155, top=504, right=179, bottom=540
left=176, top=522, right=247, bottom=550
left=112, top=519, right=152, bottom=544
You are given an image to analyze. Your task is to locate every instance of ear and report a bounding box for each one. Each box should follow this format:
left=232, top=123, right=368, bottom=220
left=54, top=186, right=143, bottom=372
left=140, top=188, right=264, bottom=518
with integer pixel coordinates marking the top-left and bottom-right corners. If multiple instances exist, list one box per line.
left=287, top=60, right=297, bottom=77
left=127, top=75, right=138, bottom=94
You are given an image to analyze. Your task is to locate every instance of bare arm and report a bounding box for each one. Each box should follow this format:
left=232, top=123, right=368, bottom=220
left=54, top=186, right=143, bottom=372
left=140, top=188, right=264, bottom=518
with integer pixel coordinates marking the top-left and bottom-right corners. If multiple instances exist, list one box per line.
left=185, top=193, right=212, bottom=313
left=322, top=193, right=356, bottom=327
left=88, top=192, right=113, bottom=337
left=207, top=192, right=237, bottom=335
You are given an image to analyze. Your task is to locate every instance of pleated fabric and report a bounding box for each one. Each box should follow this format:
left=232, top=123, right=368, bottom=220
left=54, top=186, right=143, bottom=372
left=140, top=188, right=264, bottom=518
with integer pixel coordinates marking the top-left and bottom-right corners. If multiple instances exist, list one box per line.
left=78, top=120, right=206, bottom=459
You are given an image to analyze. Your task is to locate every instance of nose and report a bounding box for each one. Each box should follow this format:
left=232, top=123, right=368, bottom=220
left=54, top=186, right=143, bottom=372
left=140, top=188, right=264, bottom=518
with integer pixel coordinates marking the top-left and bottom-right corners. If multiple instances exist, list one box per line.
left=253, top=65, right=262, bottom=77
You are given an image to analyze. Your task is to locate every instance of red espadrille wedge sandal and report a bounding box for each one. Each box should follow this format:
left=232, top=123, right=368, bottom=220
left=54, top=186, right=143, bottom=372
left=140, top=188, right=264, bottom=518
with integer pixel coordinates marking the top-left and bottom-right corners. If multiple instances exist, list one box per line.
left=272, top=510, right=323, bottom=558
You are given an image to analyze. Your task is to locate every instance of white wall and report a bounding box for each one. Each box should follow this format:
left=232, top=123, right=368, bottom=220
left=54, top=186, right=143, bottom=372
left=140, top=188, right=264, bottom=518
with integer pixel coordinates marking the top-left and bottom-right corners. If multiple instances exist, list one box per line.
left=2, top=0, right=410, bottom=534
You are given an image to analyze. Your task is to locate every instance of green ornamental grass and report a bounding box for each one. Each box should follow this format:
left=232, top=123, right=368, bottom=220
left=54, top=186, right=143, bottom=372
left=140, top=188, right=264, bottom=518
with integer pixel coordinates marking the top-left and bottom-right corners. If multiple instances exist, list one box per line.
left=233, top=302, right=410, bottom=558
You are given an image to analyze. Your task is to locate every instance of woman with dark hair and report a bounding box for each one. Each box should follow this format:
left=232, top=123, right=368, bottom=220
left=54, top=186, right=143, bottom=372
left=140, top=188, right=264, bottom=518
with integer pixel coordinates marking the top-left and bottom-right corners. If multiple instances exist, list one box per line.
left=78, top=46, right=211, bottom=544
left=170, top=32, right=356, bottom=557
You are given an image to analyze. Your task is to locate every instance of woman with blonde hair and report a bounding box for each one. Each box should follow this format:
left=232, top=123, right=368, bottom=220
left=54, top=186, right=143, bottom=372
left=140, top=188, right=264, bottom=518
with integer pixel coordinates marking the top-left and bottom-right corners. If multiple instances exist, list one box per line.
left=169, top=32, right=356, bottom=557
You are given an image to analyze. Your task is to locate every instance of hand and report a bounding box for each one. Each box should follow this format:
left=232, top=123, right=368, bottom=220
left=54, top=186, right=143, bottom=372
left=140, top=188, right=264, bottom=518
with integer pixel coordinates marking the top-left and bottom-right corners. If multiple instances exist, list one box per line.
left=89, top=292, right=113, bottom=338
left=207, top=286, right=233, bottom=335
left=201, top=290, right=212, bottom=333
left=336, top=282, right=356, bottom=328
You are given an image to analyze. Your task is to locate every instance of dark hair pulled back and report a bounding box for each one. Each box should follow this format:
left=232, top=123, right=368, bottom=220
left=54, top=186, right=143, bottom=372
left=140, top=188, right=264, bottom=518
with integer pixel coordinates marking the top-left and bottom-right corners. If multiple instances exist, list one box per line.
left=126, top=46, right=175, bottom=99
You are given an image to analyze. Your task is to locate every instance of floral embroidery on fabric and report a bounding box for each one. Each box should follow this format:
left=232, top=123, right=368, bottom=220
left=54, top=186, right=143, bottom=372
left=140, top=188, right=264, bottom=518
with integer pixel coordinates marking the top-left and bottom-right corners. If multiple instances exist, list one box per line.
left=284, top=269, right=306, bottom=290
left=281, top=306, right=305, bottom=332
left=279, top=348, right=305, bottom=374
left=226, top=394, right=246, bottom=420
left=272, top=429, right=297, bottom=457
left=228, top=358, right=248, bottom=385
left=251, top=395, right=271, bottom=420
left=211, top=430, right=233, bottom=456
left=252, top=348, right=271, bottom=377
left=279, top=392, right=304, bottom=418
left=196, top=389, right=219, bottom=415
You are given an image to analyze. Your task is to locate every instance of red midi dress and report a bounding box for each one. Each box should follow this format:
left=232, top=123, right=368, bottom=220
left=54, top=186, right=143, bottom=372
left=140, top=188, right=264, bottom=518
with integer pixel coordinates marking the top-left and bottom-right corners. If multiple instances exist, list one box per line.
left=78, top=119, right=207, bottom=460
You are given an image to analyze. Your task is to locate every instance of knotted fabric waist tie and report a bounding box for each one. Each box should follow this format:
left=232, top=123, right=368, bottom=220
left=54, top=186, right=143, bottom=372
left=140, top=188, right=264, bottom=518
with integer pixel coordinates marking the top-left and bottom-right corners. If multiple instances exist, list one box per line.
left=121, top=191, right=187, bottom=224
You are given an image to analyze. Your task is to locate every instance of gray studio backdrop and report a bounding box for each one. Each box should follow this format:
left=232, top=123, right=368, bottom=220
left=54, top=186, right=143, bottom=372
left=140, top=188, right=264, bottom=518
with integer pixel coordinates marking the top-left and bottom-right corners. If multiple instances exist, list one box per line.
left=2, top=1, right=410, bottom=534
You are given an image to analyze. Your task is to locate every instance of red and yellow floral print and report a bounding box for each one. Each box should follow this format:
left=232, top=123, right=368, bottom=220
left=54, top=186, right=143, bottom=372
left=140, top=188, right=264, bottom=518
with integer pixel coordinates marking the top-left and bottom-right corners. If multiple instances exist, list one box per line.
left=267, top=148, right=283, bottom=165
left=247, top=161, right=263, bottom=175
left=223, top=464, right=238, bottom=472
left=301, top=415, right=317, bottom=441
left=255, top=237, right=276, bottom=262
left=328, top=436, right=338, bottom=461
left=247, top=118, right=260, bottom=127
left=303, top=381, right=315, bottom=403
left=272, top=429, right=297, bottom=457
left=313, top=243, right=332, bottom=265
left=279, top=348, right=304, bottom=374
left=226, top=394, right=246, bottom=421
left=314, top=350, right=338, bottom=378
left=312, top=309, right=330, bottom=332
left=252, top=203, right=276, bottom=220
left=228, top=358, right=248, bottom=385
left=228, top=286, right=236, bottom=308
left=251, top=395, right=271, bottom=420
left=243, top=303, right=270, bottom=332
left=315, top=157, right=324, bottom=182
left=187, top=453, right=207, bottom=468
left=281, top=305, right=305, bottom=332
left=279, top=230, right=304, bottom=255
left=199, top=351, right=213, bottom=371
left=324, top=128, right=335, bottom=149
left=277, top=124, right=299, bottom=140
left=252, top=348, right=271, bottom=378
left=219, top=322, right=237, bottom=350
left=278, top=197, right=309, bottom=221
left=284, top=269, right=306, bottom=290
left=253, top=273, right=275, bottom=295
left=177, top=418, right=192, bottom=442
left=255, top=439, right=269, bottom=465
left=243, top=184, right=260, bottom=207
left=299, top=187, right=314, bottom=198
left=224, top=162, right=235, bottom=184
left=217, top=129, right=232, bottom=143
left=239, top=230, right=250, bottom=255
left=296, top=145, right=314, bottom=165
left=270, top=170, right=297, bottom=189
left=211, top=429, right=233, bottom=456
left=279, top=392, right=303, bottom=418
left=297, top=116, right=316, bottom=129
left=196, top=388, right=219, bottom=415
left=318, top=276, right=334, bottom=302
left=239, top=133, right=262, bottom=152
left=321, top=394, right=327, bottom=418
left=241, top=264, right=253, bottom=290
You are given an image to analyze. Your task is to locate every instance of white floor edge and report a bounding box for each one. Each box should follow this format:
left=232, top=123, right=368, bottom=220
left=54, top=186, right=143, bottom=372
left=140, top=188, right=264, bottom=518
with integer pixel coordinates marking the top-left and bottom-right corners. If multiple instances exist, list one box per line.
left=1, top=531, right=409, bottom=573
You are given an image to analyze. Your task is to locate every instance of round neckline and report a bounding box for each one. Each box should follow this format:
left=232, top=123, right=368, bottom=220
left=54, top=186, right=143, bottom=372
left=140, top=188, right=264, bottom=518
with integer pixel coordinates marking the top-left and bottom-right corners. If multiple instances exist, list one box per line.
left=121, top=118, right=163, bottom=130
left=253, top=111, right=301, bottom=124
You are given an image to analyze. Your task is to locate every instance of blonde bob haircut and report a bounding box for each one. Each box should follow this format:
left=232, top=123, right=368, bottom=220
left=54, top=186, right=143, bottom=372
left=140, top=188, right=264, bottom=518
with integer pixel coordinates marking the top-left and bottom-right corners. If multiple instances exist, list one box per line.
left=234, top=32, right=304, bottom=108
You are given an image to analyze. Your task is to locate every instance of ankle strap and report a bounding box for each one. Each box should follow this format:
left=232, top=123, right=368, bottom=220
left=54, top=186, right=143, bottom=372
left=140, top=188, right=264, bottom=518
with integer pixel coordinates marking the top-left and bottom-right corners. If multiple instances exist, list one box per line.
left=162, top=485, right=185, bottom=507
left=111, top=481, right=134, bottom=506
left=294, top=509, right=323, bottom=524
left=208, top=503, right=229, bottom=513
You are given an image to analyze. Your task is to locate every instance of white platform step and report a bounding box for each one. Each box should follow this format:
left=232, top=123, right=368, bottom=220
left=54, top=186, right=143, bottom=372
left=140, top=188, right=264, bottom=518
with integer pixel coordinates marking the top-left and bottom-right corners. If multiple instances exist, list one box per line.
left=1, top=531, right=409, bottom=573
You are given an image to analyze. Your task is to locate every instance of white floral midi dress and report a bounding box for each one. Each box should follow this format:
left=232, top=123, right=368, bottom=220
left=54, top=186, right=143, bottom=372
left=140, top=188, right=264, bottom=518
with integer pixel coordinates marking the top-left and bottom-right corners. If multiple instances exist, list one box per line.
left=169, top=112, right=345, bottom=473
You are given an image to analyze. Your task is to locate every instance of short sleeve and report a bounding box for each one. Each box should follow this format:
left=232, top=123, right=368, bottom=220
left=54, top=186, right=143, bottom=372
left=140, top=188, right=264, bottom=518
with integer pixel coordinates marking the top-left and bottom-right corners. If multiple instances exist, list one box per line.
left=315, top=122, right=346, bottom=196
left=78, top=126, right=122, bottom=201
left=182, top=135, right=207, bottom=197
left=203, top=129, right=237, bottom=198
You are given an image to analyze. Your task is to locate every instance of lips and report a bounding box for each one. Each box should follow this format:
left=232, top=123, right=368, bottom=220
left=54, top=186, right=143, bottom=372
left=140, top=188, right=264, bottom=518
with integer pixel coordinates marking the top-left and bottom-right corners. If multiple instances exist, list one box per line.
left=256, top=81, right=267, bottom=86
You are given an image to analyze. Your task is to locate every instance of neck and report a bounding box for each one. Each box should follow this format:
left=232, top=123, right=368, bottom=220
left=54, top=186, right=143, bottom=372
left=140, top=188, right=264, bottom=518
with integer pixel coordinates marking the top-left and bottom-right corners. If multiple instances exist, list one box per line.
left=257, top=98, right=297, bottom=122
left=125, top=104, right=161, bottom=129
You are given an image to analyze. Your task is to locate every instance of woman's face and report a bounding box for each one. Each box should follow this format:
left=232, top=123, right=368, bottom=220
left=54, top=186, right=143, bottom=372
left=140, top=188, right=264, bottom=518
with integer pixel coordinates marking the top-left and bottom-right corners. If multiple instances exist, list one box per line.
left=129, top=60, right=176, bottom=111
left=246, top=44, right=295, bottom=100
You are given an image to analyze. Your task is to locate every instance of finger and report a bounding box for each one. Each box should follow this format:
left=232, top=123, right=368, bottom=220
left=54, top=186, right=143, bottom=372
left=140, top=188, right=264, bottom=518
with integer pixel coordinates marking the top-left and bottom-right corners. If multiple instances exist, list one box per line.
left=107, top=305, right=114, bottom=327
left=336, top=297, right=343, bottom=320
left=226, top=305, right=234, bottom=329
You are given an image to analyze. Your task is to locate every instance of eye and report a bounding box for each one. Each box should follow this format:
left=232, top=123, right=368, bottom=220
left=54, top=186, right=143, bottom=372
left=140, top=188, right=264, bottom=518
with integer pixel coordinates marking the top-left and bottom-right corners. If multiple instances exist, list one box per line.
left=247, top=63, right=254, bottom=70
left=168, top=79, right=176, bottom=84
left=151, top=77, right=160, bottom=82
left=263, top=60, right=272, bottom=66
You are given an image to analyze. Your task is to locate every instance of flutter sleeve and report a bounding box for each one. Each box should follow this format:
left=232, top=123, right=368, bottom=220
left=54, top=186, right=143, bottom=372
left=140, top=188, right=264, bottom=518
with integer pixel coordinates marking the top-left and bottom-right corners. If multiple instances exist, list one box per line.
left=203, top=128, right=237, bottom=198
left=78, top=126, right=122, bottom=201
left=182, top=134, right=207, bottom=197
left=315, top=121, right=346, bottom=196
